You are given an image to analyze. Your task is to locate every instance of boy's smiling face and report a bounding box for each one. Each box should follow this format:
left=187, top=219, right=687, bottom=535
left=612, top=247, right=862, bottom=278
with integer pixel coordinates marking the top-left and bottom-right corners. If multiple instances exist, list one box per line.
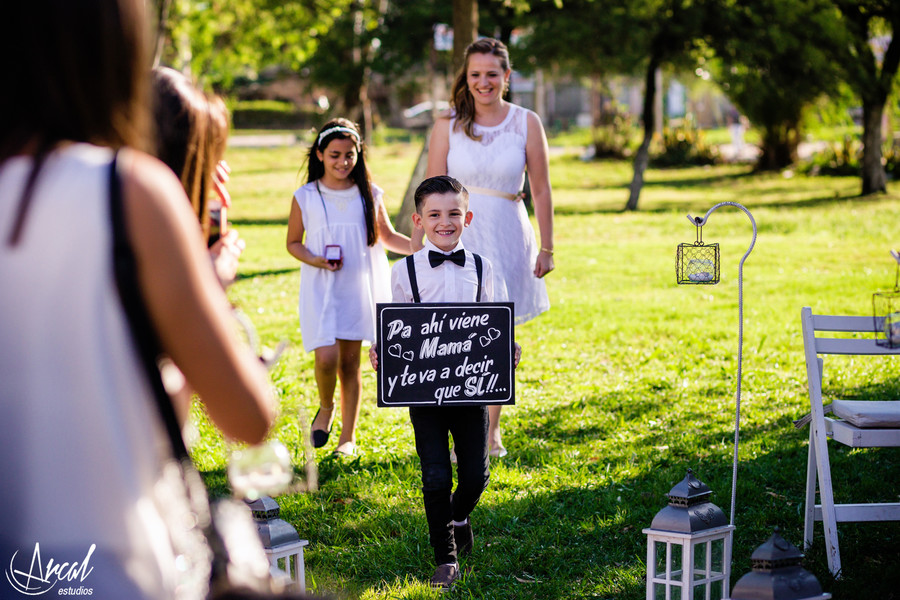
left=412, top=191, right=473, bottom=253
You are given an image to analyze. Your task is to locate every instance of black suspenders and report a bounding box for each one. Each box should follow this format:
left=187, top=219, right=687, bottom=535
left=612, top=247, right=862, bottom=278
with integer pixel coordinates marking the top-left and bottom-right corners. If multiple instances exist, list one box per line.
left=405, top=254, right=422, bottom=303
left=474, top=254, right=483, bottom=301
left=405, top=253, right=483, bottom=304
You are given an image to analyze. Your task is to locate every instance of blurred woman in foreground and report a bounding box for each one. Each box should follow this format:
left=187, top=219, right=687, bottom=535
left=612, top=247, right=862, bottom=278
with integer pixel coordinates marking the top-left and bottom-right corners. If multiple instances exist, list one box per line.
left=0, top=1, right=274, bottom=597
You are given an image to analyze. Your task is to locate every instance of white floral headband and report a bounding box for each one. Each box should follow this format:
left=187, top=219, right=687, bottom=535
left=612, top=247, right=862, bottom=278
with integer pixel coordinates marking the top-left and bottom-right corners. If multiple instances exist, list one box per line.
left=317, top=126, right=360, bottom=146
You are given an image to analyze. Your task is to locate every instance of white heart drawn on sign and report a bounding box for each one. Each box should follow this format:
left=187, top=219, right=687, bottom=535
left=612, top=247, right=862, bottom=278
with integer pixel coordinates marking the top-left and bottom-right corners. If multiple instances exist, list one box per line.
left=388, top=344, right=402, bottom=358
left=487, top=327, right=501, bottom=340
left=403, top=350, right=414, bottom=361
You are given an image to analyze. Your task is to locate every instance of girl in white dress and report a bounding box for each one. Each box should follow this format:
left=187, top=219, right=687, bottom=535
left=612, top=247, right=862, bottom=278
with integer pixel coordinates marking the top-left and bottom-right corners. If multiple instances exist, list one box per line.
left=427, top=38, right=556, bottom=457
left=287, top=118, right=412, bottom=456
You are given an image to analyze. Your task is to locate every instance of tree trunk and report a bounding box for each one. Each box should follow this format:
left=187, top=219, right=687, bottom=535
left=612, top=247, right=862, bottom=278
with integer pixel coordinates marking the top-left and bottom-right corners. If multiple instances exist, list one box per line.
left=835, top=4, right=900, bottom=195
left=356, top=0, right=389, bottom=145
left=395, top=129, right=432, bottom=238
left=342, top=79, right=363, bottom=126
left=150, top=0, right=172, bottom=67
left=590, top=73, right=602, bottom=154
left=359, top=71, right=374, bottom=146
left=756, top=124, right=799, bottom=171
left=535, top=69, right=547, bottom=124
left=653, top=67, right=664, bottom=136
left=452, top=0, right=478, bottom=73
left=624, top=58, right=660, bottom=212
left=860, top=99, right=887, bottom=195
left=349, top=1, right=368, bottom=138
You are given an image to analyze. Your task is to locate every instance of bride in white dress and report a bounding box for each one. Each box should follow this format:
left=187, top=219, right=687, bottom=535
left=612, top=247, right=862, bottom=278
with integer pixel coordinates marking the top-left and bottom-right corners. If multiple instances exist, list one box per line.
left=426, top=38, right=555, bottom=457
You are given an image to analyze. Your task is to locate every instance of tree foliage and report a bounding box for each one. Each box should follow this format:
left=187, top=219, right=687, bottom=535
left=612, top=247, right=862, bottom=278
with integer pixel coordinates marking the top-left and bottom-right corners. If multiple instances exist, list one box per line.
left=515, top=0, right=644, bottom=77
left=302, top=0, right=387, bottom=120
left=155, top=0, right=900, bottom=203
left=374, top=0, right=454, bottom=78
left=829, top=0, right=900, bottom=194
left=705, top=0, right=846, bottom=171
left=514, top=0, right=707, bottom=210
left=623, top=0, right=708, bottom=211
left=158, top=0, right=326, bottom=88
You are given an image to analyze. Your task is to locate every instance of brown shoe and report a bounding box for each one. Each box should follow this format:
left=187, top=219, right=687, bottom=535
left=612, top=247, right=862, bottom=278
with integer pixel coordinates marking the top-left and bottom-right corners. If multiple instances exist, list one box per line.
left=454, top=520, right=474, bottom=557
left=430, top=563, right=460, bottom=590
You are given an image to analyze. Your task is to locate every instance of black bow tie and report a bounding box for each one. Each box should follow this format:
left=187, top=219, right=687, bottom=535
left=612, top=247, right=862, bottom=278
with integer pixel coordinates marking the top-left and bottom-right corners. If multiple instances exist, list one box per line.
left=429, top=249, right=466, bottom=268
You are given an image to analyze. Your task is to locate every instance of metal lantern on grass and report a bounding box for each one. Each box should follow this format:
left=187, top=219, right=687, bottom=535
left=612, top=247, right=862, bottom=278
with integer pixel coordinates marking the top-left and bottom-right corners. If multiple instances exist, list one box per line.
left=644, top=469, right=735, bottom=600
left=247, top=496, right=310, bottom=593
left=677, top=218, right=720, bottom=284
left=727, top=528, right=830, bottom=600
left=873, top=249, right=900, bottom=348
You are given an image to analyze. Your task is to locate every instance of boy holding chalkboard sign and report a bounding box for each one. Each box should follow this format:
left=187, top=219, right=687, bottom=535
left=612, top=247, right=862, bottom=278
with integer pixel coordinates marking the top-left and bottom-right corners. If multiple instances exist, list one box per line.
left=369, top=176, right=520, bottom=590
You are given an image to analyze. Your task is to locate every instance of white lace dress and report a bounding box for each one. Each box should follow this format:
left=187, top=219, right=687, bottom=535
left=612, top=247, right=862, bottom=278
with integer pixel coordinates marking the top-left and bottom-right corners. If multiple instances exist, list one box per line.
left=447, top=103, right=550, bottom=324
left=294, top=181, right=391, bottom=352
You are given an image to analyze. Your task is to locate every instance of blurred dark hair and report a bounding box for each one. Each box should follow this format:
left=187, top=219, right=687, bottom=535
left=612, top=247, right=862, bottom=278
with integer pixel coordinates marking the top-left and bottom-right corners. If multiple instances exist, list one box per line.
left=306, top=118, right=377, bottom=246
left=152, top=66, right=229, bottom=239
left=414, top=175, right=469, bottom=212
left=2, top=0, right=150, bottom=245
left=450, top=38, right=511, bottom=142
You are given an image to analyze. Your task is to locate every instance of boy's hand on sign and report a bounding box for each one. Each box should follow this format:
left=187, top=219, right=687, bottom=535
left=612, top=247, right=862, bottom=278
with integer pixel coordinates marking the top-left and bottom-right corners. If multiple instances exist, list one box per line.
left=514, top=343, right=522, bottom=368
left=369, top=344, right=379, bottom=370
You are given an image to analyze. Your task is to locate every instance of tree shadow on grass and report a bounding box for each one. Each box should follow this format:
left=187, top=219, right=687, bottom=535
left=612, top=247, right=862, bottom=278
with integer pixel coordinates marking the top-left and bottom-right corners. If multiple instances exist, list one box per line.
left=502, top=386, right=900, bottom=597
left=639, top=169, right=756, bottom=190
left=268, top=449, right=896, bottom=599
left=234, top=267, right=297, bottom=281
left=197, top=378, right=900, bottom=599
left=552, top=189, right=880, bottom=217
left=229, top=217, right=289, bottom=227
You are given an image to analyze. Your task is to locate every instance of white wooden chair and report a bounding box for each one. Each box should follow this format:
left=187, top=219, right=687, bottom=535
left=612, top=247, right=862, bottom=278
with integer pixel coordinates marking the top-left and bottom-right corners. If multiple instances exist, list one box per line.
left=799, top=306, right=900, bottom=577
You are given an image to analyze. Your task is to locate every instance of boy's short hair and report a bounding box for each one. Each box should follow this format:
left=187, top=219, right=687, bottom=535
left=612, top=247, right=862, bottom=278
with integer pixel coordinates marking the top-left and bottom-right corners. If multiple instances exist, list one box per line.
left=414, top=175, right=469, bottom=212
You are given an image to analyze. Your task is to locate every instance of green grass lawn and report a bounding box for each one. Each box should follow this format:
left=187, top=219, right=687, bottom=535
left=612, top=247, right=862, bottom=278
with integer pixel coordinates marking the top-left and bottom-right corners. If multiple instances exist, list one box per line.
left=194, top=137, right=900, bottom=599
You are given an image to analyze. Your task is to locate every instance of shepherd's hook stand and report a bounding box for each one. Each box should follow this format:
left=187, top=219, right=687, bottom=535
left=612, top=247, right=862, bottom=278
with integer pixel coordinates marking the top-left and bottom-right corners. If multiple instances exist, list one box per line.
left=685, top=202, right=757, bottom=527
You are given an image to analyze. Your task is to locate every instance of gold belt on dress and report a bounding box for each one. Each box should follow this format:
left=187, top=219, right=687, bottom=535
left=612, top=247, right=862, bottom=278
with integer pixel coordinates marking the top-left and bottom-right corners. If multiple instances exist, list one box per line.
left=465, top=185, right=518, bottom=201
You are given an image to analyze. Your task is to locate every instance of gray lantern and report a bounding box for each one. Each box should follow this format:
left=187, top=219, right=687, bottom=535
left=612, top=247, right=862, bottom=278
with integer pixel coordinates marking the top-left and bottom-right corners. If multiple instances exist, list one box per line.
left=246, top=496, right=310, bottom=593
left=727, top=528, right=830, bottom=600
left=644, top=469, right=735, bottom=600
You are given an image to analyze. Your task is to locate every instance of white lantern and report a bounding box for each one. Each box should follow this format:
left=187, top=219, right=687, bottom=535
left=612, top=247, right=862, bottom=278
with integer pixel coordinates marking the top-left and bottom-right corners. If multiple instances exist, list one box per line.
left=247, top=496, right=310, bottom=593
left=644, top=470, right=735, bottom=600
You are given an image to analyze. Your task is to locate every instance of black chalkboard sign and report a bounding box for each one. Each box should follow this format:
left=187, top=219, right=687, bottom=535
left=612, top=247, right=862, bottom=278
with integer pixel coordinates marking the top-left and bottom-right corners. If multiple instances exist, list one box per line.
left=376, top=302, right=515, bottom=407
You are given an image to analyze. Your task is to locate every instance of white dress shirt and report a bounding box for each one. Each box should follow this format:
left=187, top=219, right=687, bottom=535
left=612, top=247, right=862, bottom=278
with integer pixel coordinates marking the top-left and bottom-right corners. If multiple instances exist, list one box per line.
left=391, top=239, right=495, bottom=303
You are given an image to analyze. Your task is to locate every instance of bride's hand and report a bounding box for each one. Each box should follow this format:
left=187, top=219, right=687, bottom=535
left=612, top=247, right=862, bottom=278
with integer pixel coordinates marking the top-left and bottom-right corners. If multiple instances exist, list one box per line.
left=534, top=250, right=554, bottom=278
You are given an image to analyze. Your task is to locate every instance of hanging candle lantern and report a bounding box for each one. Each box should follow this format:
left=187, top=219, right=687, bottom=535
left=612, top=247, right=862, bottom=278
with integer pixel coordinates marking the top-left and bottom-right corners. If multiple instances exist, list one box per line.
left=677, top=217, right=720, bottom=284
left=644, top=469, right=735, bottom=600
left=727, top=528, right=830, bottom=600
left=873, top=249, right=900, bottom=348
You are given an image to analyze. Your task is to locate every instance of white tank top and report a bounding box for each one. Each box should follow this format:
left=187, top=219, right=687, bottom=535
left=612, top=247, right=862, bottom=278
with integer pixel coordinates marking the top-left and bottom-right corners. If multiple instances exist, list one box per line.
left=0, top=144, right=180, bottom=598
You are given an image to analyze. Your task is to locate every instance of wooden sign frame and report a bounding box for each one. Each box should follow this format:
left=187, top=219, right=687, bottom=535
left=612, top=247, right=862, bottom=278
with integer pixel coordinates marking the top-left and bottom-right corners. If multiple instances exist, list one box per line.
left=376, top=302, right=515, bottom=407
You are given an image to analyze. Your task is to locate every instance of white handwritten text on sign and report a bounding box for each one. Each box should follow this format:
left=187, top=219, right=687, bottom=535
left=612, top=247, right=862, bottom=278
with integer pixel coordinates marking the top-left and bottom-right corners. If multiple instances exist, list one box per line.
left=376, top=303, right=515, bottom=407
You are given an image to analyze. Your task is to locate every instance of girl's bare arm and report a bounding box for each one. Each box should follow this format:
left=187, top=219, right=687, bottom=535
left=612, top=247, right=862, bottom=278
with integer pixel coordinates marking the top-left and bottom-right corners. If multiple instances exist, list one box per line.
left=122, top=149, right=275, bottom=444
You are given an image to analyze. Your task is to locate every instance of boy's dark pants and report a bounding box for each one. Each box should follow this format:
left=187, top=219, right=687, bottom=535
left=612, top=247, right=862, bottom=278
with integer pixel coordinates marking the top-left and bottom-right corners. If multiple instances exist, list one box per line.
left=409, top=405, right=490, bottom=565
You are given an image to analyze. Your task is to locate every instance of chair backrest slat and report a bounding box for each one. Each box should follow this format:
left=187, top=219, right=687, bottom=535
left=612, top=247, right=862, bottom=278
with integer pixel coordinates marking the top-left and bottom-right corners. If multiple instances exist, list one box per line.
left=811, top=314, right=875, bottom=333
left=815, top=338, right=898, bottom=356
left=804, top=308, right=900, bottom=356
